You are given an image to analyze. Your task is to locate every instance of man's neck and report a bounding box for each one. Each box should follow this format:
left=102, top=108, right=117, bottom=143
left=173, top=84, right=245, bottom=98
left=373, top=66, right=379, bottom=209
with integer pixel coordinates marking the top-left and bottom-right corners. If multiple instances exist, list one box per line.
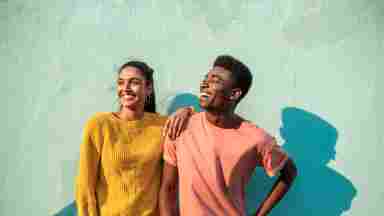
left=205, top=110, right=241, bottom=129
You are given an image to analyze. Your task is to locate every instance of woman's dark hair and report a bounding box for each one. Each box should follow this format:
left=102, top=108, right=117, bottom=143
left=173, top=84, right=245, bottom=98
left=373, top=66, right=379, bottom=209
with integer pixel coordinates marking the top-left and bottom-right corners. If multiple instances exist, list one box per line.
left=118, top=60, right=156, bottom=113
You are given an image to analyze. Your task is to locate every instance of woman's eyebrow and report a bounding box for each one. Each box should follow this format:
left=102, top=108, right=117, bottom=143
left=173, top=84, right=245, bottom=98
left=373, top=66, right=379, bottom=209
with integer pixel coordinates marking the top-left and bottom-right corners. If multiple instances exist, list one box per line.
left=117, top=77, right=145, bottom=81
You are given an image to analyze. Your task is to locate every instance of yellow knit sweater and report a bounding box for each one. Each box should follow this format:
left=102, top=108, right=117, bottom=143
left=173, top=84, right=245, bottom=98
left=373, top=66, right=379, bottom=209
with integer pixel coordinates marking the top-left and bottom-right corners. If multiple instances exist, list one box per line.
left=75, top=112, right=167, bottom=216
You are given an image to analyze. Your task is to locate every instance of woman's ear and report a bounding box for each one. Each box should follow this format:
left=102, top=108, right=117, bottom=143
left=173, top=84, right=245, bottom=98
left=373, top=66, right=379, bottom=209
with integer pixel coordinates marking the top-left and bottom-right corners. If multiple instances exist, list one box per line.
left=230, top=88, right=242, bottom=101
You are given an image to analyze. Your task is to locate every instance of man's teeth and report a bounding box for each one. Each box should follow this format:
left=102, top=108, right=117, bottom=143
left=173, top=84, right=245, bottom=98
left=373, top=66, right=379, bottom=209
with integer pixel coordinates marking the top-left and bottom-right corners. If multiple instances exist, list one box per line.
left=200, top=93, right=210, bottom=97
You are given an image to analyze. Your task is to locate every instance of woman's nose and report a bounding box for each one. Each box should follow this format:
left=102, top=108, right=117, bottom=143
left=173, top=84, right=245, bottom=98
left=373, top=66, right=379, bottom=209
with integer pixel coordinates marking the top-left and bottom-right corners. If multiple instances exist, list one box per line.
left=123, top=81, right=131, bottom=91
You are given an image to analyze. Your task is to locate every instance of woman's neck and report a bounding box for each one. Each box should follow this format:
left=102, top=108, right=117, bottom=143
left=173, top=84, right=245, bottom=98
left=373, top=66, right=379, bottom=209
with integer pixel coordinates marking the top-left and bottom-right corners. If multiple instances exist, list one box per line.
left=118, top=107, right=144, bottom=121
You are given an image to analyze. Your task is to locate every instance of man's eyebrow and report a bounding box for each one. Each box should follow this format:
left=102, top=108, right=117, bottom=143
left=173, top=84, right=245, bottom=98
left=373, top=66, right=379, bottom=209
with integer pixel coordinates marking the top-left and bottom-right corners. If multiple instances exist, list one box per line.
left=211, top=74, right=225, bottom=81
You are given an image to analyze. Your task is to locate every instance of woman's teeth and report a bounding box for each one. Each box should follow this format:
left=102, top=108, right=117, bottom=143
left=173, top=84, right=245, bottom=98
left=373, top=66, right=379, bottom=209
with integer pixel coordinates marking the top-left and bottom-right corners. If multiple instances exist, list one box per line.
left=123, top=95, right=135, bottom=99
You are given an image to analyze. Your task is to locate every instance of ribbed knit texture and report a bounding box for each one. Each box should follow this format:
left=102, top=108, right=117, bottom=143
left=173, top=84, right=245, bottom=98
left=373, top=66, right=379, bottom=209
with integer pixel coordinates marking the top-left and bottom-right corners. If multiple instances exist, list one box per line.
left=75, top=112, right=167, bottom=216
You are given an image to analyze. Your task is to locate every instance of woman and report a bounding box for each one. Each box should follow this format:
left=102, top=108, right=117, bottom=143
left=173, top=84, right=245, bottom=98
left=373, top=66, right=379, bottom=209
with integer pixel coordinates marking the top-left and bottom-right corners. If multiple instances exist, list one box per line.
left=75, top=60, right=191, bottom=216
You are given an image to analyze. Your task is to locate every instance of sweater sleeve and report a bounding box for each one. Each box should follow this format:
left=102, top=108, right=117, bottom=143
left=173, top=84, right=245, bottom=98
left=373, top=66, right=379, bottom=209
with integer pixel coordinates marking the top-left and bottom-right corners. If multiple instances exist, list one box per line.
left=75, top=115, right=102, bottom=216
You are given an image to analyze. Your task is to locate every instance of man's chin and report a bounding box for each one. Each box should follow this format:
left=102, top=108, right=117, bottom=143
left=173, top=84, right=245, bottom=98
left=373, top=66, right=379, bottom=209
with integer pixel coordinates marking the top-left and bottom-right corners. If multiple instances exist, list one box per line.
left=200, top=103, right=216, bottom=112
left=199, top=101, right=209, bottom=109
left=199, top=103, right=224, bottom=113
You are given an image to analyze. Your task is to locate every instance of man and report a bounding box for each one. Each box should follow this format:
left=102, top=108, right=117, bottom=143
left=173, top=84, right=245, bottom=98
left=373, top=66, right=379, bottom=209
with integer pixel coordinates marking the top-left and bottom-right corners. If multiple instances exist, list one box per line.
left=160, top=55, right=297, bottom=216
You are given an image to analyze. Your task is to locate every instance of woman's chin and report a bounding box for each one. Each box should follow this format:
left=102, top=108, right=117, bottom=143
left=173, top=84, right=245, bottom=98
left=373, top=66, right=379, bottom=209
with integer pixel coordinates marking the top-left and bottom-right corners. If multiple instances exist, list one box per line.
left=121, top=102, right=141, bottom=110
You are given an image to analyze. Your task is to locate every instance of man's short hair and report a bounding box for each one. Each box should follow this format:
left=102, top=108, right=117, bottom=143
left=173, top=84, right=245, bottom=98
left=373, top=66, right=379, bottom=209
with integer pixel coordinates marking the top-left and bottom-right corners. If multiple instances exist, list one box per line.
left=213, top=55, right=253, bottom=102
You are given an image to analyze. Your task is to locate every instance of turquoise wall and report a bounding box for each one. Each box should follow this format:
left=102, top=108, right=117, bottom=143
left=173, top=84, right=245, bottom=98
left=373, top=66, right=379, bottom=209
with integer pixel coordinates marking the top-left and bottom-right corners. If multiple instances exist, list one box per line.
left=1, top=0, right=383, bottom=215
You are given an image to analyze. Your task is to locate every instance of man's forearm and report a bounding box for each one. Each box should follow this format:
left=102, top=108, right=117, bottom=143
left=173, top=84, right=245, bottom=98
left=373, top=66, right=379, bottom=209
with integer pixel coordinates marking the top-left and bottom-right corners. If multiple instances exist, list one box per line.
left=159, top=183, right=178, bottom=216
left=254, top=177, right=291, bottom=216
left=159, top=185, right=177, bottom=216
left=255, top=158, right=297, bottom=216
left=159, top=162, right=179, bottom=216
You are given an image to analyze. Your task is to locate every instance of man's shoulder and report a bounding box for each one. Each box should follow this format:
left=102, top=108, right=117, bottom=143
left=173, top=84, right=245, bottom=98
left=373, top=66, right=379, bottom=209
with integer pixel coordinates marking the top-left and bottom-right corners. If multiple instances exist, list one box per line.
left=185, top=112, right=205, bottom=127
left=236, top=115, right=258, bottom=131
left=238, top=118, right=272, bottom=141
left=175, top=112, right=205, bottom=137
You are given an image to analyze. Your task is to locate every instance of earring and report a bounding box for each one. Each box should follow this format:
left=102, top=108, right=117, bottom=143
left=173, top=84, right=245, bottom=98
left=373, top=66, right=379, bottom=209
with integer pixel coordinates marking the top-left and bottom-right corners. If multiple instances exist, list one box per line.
left=145, top=94, right=152, bottom=104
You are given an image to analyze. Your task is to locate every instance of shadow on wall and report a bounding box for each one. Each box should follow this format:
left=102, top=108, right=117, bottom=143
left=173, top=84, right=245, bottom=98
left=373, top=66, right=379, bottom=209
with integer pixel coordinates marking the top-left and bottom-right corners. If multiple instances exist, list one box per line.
left=246, top=107, right=357, bottom=216
left=53, top=201, right=76, bottom=216
left=53, top=93, right=201, bottom=216
left=166, top=93, right=202, bottom=115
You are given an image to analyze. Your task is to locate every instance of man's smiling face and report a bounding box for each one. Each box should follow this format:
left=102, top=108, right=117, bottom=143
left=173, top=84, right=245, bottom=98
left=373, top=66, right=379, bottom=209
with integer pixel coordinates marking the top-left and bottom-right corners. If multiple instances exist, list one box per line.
left=199, top=66, right=236, bottom=111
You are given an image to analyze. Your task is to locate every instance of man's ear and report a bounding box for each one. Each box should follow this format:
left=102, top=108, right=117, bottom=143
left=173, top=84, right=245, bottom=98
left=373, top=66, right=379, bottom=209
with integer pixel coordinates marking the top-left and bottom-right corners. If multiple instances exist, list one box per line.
left=230, top=88, right=242, bottom=101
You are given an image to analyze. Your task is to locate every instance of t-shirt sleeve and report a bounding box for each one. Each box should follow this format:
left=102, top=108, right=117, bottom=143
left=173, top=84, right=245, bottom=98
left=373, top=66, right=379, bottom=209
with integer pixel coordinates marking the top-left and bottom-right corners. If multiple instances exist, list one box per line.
left=257, top=134, right=288, bottom=177
left=163, top=136, right=178, bottom=167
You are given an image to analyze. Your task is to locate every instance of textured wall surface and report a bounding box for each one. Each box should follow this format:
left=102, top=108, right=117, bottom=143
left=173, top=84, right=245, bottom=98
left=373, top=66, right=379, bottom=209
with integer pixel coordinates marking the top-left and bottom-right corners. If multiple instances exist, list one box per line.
left=1, top=0, right=383, bottom=215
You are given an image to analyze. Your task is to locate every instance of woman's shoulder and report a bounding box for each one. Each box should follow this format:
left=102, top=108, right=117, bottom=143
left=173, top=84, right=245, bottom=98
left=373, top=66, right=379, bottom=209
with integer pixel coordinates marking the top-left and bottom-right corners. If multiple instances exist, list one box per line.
left=85, top=112, right=113, bottom=126
left=144, top=112, right=168, bottom=125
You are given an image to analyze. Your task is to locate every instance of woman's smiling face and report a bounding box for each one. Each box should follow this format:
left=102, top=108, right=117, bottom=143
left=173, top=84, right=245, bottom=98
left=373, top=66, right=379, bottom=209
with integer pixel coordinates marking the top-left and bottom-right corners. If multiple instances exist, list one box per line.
left=117, top=66, right=152, bottom=110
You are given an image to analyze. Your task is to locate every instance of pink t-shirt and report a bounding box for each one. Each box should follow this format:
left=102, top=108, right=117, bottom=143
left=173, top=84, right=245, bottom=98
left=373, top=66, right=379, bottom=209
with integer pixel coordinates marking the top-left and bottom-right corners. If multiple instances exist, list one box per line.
left=163, top=112, right=288, bottom=216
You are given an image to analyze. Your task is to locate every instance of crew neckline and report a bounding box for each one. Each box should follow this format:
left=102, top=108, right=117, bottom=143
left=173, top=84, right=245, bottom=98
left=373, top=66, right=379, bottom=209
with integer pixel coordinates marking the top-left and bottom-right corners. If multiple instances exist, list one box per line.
left=202, top=112, right=244, bottom=132
left=110, top=112, right=153, bottom=126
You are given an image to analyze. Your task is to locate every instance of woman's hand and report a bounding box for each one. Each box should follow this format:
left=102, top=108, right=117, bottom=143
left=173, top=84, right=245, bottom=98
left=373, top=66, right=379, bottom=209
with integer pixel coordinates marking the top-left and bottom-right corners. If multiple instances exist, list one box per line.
left=162, top=107, right=194, bottom=140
